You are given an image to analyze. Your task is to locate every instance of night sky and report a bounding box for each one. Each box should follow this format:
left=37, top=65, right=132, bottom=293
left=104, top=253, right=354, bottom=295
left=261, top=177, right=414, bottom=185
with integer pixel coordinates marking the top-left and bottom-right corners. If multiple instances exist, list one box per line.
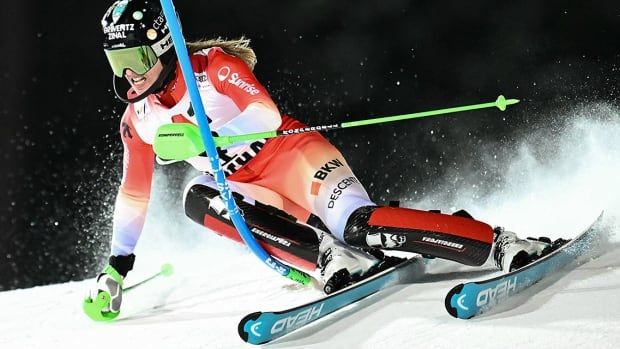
left=0, top=1, right=618, bottom=290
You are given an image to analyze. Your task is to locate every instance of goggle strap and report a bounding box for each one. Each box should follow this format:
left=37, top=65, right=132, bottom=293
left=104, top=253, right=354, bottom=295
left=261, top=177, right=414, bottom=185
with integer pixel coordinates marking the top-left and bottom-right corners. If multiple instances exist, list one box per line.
left=152, top=33, right=173, bottom=56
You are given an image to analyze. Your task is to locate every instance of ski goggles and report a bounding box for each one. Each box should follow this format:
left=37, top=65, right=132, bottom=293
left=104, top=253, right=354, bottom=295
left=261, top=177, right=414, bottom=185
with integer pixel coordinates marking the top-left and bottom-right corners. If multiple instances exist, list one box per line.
left=104, top=45, right=159, bottom=77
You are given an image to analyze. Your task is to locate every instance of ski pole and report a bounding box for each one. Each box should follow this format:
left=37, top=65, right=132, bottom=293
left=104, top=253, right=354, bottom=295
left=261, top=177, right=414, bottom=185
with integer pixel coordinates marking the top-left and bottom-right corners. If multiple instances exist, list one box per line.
left=160, top=0, right=311, bottom=286
left=124, top=263, right=174, bottom=293
left=83, top=263, right=174, bottom=321
left=213, top=95, right=519, bottom=148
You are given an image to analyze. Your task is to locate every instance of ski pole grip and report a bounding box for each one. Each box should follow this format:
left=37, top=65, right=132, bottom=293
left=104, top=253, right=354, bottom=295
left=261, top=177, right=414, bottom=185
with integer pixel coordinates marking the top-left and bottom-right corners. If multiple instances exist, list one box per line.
left=286, top=269, right=311, bottom=285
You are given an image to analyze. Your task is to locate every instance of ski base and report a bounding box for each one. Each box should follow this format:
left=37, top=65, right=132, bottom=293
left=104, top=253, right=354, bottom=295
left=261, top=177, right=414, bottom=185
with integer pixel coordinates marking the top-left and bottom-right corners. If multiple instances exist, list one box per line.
left=238, top=257, right=424, bottom=345
left=445, top=212, right=605, bottom=319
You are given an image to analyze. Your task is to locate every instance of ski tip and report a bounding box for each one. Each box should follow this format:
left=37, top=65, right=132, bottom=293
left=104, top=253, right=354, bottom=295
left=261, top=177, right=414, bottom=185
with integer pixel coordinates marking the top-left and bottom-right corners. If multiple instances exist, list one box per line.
left=445, top=283, right=464, bottom=318
left=238, top=311, right=263, bottom=344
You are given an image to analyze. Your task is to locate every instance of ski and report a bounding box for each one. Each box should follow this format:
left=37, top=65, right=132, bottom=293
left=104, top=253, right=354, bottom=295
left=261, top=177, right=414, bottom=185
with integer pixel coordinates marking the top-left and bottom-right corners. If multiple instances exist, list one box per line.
left=238, top=256, right=424, bottom=345
left=445, top=212, right=605, bottom=319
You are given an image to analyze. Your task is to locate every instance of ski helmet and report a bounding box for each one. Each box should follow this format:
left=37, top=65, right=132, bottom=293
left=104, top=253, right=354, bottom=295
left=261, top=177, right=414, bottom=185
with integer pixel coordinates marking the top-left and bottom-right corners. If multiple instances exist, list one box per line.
left=101, top=0, right=177, bottom=103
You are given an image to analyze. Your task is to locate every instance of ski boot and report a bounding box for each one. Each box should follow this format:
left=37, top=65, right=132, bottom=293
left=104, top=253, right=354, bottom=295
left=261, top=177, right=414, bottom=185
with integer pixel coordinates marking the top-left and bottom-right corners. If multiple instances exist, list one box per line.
left=318, top=233, right=403, bottom=294
left=493, top=227, right=570, bottom=272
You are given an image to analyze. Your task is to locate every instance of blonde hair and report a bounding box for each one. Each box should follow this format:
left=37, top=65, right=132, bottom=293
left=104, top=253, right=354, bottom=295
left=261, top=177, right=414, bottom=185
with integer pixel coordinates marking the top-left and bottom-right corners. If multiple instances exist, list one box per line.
left=187, top=36, right=257, bottom=70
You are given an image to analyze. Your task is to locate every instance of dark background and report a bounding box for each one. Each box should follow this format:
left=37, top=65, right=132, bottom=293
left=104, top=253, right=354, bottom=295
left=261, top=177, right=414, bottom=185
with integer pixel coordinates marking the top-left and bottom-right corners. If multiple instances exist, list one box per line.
left=0, top=1, right=618, bottom=290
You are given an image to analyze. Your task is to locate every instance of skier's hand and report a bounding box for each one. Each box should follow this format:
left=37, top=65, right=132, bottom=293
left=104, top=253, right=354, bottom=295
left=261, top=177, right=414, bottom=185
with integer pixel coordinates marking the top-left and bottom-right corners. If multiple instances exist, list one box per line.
left=85, top=254, right=135, bottom=316
left=88, top=265, right=125, bottom=314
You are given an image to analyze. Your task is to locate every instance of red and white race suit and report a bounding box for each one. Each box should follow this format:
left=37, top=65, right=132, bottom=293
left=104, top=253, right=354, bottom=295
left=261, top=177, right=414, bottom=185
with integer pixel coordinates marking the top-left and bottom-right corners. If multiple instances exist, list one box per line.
left=111, top=47, right=374, bottom=256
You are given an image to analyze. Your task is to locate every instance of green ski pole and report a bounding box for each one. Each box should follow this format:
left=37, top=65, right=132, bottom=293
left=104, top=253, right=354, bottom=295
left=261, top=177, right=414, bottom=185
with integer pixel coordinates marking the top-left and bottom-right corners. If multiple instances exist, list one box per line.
left=213, top=95, right=519, bottom=148
left=123, top=263, right=174, bottom=292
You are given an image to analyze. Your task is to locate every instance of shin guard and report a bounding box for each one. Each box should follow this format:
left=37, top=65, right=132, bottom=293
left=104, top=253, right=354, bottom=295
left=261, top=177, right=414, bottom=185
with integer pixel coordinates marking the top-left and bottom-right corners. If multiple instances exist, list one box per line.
left=184, top=184, right=320, bottom=271
left=344, top=206, right=493, bottom=266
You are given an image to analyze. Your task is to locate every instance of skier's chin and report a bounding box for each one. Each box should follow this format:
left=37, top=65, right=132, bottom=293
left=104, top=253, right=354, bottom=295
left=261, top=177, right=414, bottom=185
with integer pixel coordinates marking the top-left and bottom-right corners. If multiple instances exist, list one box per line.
left=128, top=78, right=154, bottom=95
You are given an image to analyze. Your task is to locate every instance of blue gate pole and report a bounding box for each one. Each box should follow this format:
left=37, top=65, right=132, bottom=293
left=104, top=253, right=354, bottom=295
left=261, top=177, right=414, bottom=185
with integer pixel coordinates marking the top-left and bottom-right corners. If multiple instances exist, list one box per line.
left=159, top=0, right=310, bottom=285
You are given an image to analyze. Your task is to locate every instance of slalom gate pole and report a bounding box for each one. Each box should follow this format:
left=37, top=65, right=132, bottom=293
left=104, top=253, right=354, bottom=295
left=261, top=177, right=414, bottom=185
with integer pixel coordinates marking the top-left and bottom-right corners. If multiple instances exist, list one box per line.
left=213, top=95, right=519, bottom=148
left=160, top=0, right=310, bottom=285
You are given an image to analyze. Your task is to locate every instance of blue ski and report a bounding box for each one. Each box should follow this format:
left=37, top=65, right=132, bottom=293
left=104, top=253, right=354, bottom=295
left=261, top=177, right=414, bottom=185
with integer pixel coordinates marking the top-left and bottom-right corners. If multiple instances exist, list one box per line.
left=238, top=257, right=424, bottom=345
left=445, top=212, right=605, bottom=319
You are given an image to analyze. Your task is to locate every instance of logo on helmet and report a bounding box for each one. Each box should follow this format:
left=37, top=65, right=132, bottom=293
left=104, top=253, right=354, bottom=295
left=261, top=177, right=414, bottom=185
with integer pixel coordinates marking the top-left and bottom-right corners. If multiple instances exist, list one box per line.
left=152, top=33, right=173, bottom=56
left=111, top=0, right=129, bottom=25
left=153, top=13, right=166, bottom=30
left=103, top=23, right=136, bottom=41
left=146, top=29, right=158, bottom=40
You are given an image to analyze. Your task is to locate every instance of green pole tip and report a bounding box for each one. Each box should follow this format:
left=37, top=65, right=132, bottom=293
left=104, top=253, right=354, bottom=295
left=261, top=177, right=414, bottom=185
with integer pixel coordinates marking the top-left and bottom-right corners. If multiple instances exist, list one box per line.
left=496, top=95, right=520, bottom=111
left=495, top=95, right=507, bottom=111
left=287, top=269, right=311, bottom=285
left=160, top=263, right=174, bottom=276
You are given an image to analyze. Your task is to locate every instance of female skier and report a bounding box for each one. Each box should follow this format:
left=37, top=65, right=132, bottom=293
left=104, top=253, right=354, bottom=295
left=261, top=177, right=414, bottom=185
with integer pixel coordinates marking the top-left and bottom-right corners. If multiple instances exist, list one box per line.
left=89, top=0, right=560, bottom=315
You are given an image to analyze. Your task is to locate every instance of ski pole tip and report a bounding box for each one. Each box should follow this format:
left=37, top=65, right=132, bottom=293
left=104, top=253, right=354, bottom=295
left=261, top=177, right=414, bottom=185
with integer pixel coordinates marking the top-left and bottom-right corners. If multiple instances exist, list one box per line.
left=495, top=95, right=519, bottom=111
left=286, top=268, right=312, bottom=285
left=160, top=263, right=174, bottom=276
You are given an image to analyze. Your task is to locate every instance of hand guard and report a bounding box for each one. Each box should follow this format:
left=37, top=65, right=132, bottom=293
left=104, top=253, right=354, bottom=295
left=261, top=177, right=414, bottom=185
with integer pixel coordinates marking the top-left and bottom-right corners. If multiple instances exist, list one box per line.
left=83, top=254, right=135, bottom=321
left=89, top=265, right=124, bottom=313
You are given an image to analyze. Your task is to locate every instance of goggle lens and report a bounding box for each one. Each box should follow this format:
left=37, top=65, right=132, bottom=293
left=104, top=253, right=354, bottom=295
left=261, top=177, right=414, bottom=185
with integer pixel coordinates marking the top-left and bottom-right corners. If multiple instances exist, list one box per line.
left=104, top=46, right=158, bottom=77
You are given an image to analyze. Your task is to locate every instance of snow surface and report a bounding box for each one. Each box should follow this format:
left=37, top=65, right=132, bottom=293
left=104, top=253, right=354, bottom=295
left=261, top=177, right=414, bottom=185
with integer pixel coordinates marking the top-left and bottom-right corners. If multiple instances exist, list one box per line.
left=2, top=105, right=619, bottom=348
